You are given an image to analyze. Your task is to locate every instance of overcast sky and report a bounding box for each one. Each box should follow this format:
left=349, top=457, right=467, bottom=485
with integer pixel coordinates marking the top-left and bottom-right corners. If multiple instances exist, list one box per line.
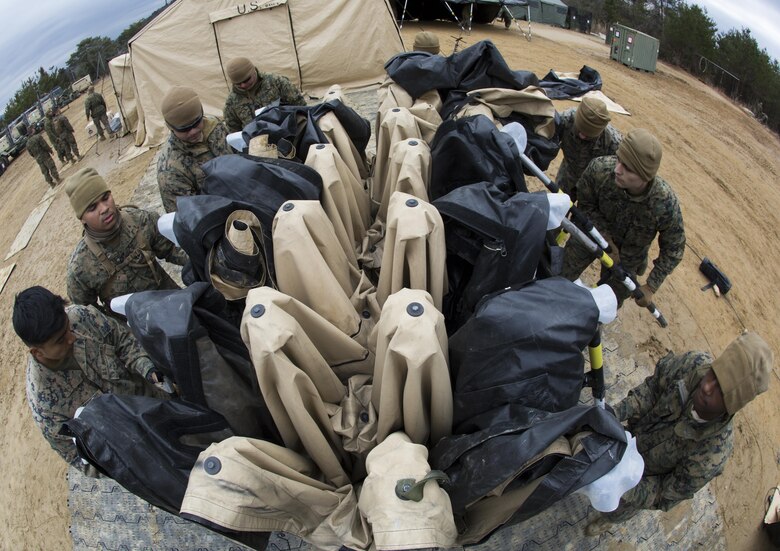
left=1, top=0, right=779, bottom=113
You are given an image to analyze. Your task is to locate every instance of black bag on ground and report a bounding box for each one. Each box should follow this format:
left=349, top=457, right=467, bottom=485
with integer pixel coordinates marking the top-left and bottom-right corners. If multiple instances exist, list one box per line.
left=448, top=277, right=600, bottom=426
left=538, top=65, right=603, bottom=99
left=64, top=394, right=233, bottom=515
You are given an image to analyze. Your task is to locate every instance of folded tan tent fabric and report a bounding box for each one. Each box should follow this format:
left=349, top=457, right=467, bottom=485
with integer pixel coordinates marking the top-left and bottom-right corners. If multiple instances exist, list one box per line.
left=374, top=138, right=432, bottom=225
left=456, top=86, right=556, bottom=139
left=240, top=287, right=374, bottom=486
left=317, top=109, right=370, bottom=182
left=376, top=77, right=443, bottom=136
left=304, top=143, right=370, bottom=263
left=181, top=436, right=371, bottom=551
left=358, top=432, right=457, bottom=550
left=272, top=200, right=379, bottom=346
left=376, top=193, right=448, bottom=312
left=370, top=288, right=452, bottom=446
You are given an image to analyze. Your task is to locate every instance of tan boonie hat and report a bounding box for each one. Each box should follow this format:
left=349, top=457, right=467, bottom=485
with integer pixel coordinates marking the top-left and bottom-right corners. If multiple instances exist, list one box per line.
left=207, top=210, right=268, bottom=300
left=161, top=86, right=203, bottom=129
left=65, top=167, right=109, bottom=218
left=574, top=97, right=611, bottom=139
left=711, top=331, right=773, bottom=414
left=226, top=57, right=255, bottom=84
left=413, top=31, right=440, bottom=55
left=616, top=128, right=662, bottom=183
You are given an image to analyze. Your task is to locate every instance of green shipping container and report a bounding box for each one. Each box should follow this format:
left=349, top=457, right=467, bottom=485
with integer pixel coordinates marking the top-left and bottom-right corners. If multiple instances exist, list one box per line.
left=609, top=23, right=659, bottom=73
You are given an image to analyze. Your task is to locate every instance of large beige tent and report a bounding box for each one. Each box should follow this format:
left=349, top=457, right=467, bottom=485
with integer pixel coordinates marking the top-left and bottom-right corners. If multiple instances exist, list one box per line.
left=123, top=0, right=403, bottom=147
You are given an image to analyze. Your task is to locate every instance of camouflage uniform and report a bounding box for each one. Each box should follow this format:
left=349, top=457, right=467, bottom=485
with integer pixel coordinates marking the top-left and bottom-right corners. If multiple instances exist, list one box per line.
left=560, top=156, right=685, bottom=303
left=84, top=91, right=111, bottom=138
left=43, top=114, right=68, bottom=162
left=54, top=114, right=80, bottom=160
left=605, top=351, right=733, bottom=521
left=67, top=207, right=188, bottom=314
left=156, top=116, right=231, bottom=212
left=26, top=132, right=60, bottom=186
left=223, top=70, right=306, bottom=133
left=555, top=108, right=622, bottom=202
left=26, top=304, right=164, bottom=476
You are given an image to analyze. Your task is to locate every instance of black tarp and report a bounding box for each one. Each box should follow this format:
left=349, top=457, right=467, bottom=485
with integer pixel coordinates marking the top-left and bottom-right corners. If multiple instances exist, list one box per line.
left=385, top=40, right=538, bottom=100
left=173, top=194, right=278, bottom=291
left=430, top=403, right=626, bottom=540
left=433, top=183, right=550, bottom=331
left=429, top=115, right=527, bottom=201
left=241, top=99, right=371, bottom=166
left=449, top=277, right=600, bottom=425
left=64, top=394, right=233, bottom=515
left=125, top=283, right=281, bottom=442
left=538, top=65, right=603, bottom=100
left=201, top=154, right=322, bottom=213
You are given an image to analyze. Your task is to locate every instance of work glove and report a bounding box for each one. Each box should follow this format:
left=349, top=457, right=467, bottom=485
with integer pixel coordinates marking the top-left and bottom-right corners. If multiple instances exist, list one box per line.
left=634, top=284, right=654, bottom=308
left=604, top=235, right=620, bottom=267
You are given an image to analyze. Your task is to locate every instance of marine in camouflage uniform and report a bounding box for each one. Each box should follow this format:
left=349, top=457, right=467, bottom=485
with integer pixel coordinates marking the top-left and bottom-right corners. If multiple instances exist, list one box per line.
left=607, top=350, right=732, bottom=521
left=67, top=206, right=188, bottom=314
left=223, top=57, right=305, bottom=133
left=586, top=332, right=772, bottom=534
left=26, top=129, right=60, bottom=186
left=54, top=112, right=81, bottom=161
left=43, top=112, right=68, bottom=163
left=84, top=88, right=112, bottom=139
left=156, top=115, right=231, bottom=212
left=561, top=131, right=684, bottom=306
left=26, top=304, right=165, bottom=476
left=555, top=106, right=622, bottom=202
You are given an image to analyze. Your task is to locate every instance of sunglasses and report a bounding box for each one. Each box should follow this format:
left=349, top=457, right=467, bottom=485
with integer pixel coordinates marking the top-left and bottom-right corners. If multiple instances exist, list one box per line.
left=170, top=113, right=203, bottom=133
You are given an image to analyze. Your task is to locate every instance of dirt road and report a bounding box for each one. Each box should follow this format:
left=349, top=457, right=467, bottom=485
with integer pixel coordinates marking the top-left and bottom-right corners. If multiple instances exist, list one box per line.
left=0, top=21, right=777, bottom=550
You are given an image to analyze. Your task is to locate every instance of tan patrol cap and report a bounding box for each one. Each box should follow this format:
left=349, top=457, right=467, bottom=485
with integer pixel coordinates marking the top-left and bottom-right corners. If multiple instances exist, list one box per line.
left=616, top=128, right=662, bottom=183
left=161, top=86, right=203, bottom=129
left=413, top=31, right=440, bottom=55
left=712, top=331, right=773, bottom=415
left=226, top=57, right=256, bottom=84
left=574, top=97, right=610, bottom=139
left=65, top=167, right=109, bottom=218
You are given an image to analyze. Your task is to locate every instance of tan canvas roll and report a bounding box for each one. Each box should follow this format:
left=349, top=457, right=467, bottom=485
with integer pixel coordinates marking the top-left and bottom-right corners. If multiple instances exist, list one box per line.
left=369, top=288, right=452, bottom=446
left=272, top=200, right=379, bottom=344
left=317, top=110, right=370, bottom=182
left=304, top=143, right=370, bottom=262
left=377, top=193, right=447, bottom=311
left=181, top=436, right=371, bottom=550
left=372, top=106, right=438, bottom=210
left=358, top=432, right=457, bottom=549
left=463, top=86, right=556, bottom=138
left=374, top=138, right=432, bottom=225
left=241, top=287, right=374, bottom=485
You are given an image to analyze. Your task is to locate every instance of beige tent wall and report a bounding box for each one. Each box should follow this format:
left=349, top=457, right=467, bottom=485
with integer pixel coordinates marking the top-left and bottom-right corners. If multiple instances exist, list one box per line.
left=108, top=54, right=146, bottom=146
left=128, top=0, right=403, bottom=148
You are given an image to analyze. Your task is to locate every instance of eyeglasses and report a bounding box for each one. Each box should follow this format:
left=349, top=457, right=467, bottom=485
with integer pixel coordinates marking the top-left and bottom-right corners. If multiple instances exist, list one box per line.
left=170, top=113, right=203, bottom=133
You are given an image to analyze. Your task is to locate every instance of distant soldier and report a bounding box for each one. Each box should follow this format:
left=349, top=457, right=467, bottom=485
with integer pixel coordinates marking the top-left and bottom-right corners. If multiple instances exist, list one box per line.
left=157, top=86, right=231, bottom=212
left=26, top=125, right=60, bottom=187
left=412, top=31, right=441, bottom=54
left=223, top=57, right=306, bottom=133
left=561, top=128, right=685, bottom=308
left=12, top=286, right=169, bottom=477
left=43, top=109, right=69, bottom=164
left=84, top=86, right=113, bottom=141
left=555, top=97, right=622, bottom=202
left=587, top=332, right=772, bottom=535
left=53, top=107, right=81, bottom=163
left=65, top=167, right=188, bottom=315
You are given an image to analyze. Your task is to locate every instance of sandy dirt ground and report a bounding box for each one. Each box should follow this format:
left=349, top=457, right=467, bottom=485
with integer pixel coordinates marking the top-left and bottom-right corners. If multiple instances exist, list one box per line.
left=0, top=21, right=778, bottom=550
